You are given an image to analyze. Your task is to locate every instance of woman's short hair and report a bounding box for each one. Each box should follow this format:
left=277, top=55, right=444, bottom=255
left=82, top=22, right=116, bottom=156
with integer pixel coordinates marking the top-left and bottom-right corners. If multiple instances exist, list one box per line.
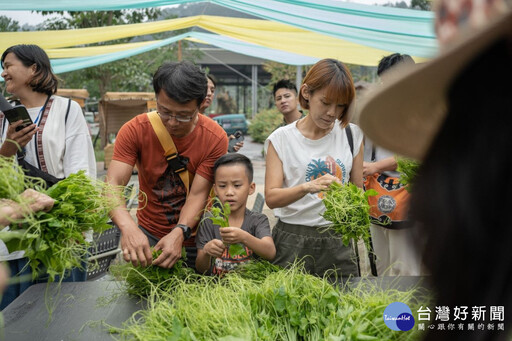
left=1, top=44, right=58, bottom=96
left=299, top=58, right=355, bottom=127
left=206, top=74, right=217, bottom=87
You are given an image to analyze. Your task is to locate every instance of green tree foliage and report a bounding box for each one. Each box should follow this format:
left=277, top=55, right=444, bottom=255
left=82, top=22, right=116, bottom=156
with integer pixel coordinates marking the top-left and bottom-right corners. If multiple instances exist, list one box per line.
left=40, top=9, right=161, bottom=29
left=410, top=0, right=432, bottom=11
left=263, top=61, right=308, bottom=86
left=0, top=15, right=20, bottom=32
left=248, top=108, right=283, bottom=143
left=263, top=61, right=375, bottom=92
left=383, top=0, right=431, bottom=10
left=346, top=63, right=377, bottom=83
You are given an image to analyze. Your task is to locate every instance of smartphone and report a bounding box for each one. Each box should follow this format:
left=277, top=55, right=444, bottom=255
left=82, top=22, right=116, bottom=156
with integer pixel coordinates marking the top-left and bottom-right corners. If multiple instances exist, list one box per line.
left=3, top=105, right=34, bottom=131
left=228, top=130, right=244, bottom=153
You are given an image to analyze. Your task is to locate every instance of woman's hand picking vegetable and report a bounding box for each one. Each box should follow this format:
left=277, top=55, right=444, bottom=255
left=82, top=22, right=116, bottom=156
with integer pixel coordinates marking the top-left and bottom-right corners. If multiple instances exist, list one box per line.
left=152, top=227, right=184, bottom=269
left=203, top=239, right=226, bottom=258
left=219, top=227, right=248, bottom=245
left=20, top=188, right=54, bottom=213
left=303, top=173, right=340, bottom=194
left=0, top=189, right=54, bottom=226
left=121, top=224, right=153, bottom=267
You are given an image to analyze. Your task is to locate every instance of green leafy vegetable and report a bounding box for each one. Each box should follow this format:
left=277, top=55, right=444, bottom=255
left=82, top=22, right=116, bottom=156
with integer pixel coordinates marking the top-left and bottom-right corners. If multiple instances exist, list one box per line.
left=396, top=156, right=420, bottom=191
left=208, top=197, right=247, bottom=257
left=110, top=247, right=195, bottom=297
left=0, top=156, right=34, bottom=200
left=227, top=259, right=282, bottom=283
left=0, top=165, right=121, bottom=281
left=321, top=182, right=377, bottom=249
left=113, top=261, right=428, bottom=340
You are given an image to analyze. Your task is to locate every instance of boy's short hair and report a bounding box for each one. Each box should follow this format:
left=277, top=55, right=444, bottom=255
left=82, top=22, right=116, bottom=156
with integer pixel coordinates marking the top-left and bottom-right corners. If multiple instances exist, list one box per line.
left=213, top=153, right=254, bottom=183
left=272, top=79, right=297, bottom=97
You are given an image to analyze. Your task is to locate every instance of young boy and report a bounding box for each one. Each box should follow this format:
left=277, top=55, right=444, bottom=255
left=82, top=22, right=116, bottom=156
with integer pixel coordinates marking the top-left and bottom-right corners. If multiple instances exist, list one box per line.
left=195, top=153, right=276, bottom=275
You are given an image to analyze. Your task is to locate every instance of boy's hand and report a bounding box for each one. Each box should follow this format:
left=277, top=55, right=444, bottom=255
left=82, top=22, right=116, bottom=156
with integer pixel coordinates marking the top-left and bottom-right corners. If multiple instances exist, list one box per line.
left=204, top=239, right=226, bottom=258
left=220, top=227, right=247, bottom=244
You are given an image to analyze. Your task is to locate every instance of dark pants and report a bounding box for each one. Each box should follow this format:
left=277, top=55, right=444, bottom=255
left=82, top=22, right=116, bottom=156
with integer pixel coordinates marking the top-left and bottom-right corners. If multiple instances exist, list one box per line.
left=138, top=225, right=197, bottom=270
left=272, top=220, right=359, bottom=280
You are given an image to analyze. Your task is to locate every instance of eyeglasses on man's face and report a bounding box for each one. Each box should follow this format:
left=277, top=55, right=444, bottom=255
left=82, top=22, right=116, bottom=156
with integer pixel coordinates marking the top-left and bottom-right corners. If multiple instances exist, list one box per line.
left=157, top=108, right=198, bottom=123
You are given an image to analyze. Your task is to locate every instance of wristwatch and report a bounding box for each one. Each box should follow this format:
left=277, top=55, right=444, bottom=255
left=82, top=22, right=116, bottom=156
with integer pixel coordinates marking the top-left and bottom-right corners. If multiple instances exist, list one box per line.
left=175, top=223, right=191, bottom=240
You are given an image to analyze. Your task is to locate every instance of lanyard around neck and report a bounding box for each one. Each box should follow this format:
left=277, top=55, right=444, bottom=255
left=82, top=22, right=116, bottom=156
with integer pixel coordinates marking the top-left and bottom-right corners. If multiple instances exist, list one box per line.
left=34, top=106, right=44, bottom=125
left=33, top=95, right=52, bottom=126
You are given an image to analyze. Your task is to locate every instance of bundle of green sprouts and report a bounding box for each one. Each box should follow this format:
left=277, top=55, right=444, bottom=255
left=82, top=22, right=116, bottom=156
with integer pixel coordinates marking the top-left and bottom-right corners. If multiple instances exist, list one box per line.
left=321, top=182, right=377, bottom=249
left=396, top=156, right=420, bottom=191
left=0, top=156, right=122, bottom=281
left=112, top=261, right=427, bottom=340
left=0, top=156, right=29, bottom=200
left=206, top=197, right=247, bottom=257
left=110, top=248, right=196, bottom=298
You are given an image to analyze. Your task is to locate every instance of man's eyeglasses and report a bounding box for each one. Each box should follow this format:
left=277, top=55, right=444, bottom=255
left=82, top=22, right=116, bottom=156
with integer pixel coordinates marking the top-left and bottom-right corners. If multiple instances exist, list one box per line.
left=158, top=109, right=198, bottom=123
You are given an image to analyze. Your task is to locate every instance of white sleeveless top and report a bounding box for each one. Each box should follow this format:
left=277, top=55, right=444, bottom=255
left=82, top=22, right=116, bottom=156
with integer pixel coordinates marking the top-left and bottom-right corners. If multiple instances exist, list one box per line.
left=265, top=120, right=363, bottom=226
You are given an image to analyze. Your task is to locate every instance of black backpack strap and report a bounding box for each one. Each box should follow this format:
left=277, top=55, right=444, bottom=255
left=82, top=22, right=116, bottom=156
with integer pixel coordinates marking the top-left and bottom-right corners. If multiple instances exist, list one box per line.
left=64, top=98, right=71, bottom=124
left=345, top=125, right=354, bottom=156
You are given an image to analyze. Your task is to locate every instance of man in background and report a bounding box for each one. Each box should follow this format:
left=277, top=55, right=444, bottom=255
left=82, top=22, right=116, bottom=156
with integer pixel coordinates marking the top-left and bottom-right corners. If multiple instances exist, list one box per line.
left=272, top=79, right=304, bottom=127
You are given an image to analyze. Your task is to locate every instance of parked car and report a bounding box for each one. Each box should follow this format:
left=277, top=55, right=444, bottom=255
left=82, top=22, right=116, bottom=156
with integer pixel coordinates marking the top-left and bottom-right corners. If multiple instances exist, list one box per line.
left=212, top=114, right=249, bottom=136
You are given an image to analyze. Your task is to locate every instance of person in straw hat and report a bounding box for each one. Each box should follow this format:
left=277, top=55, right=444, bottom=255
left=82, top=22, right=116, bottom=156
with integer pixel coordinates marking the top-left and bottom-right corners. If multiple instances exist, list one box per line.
left=359, top=0, right=511, bottom=339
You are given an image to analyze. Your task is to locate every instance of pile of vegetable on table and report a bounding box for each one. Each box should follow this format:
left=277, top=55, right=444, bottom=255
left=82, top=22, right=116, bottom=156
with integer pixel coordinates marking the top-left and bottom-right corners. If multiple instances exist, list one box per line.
left=106, top=179, right=428, bottom=340
left=110, top=259, right=428, bottom=340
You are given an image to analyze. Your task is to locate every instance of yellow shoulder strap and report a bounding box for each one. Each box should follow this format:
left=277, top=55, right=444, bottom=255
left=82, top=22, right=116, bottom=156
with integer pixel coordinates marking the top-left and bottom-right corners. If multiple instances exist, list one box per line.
left=147, top=111, right=191, bottom=195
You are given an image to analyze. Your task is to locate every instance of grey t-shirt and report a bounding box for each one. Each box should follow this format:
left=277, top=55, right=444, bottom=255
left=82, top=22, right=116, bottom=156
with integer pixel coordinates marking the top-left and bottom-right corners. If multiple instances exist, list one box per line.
left=196, top=208, right=272, bottom=274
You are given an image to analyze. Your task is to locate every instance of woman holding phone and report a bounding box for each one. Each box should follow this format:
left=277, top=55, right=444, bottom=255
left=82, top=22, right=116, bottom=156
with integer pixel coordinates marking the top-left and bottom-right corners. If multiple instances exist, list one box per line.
left=0, top=44, right=96, bottom=309
left=0, top=44, right=95, bottom=178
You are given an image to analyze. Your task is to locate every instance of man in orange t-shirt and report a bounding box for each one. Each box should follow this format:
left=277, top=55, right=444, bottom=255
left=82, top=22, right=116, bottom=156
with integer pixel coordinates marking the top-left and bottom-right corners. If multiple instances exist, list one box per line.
left=106, top=61, right=228, bottom=270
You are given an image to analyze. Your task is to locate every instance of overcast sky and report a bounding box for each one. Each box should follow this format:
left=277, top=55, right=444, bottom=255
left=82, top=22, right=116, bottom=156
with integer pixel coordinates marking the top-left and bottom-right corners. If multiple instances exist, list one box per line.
left=1, top=1, right=411, bottom=26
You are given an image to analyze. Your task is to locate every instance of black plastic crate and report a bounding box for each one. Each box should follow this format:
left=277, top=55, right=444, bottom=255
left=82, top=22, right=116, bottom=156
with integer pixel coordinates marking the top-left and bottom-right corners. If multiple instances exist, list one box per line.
left=86, top=250, right=119, bottom=280
left=88, top=224, right=121, bottom=256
